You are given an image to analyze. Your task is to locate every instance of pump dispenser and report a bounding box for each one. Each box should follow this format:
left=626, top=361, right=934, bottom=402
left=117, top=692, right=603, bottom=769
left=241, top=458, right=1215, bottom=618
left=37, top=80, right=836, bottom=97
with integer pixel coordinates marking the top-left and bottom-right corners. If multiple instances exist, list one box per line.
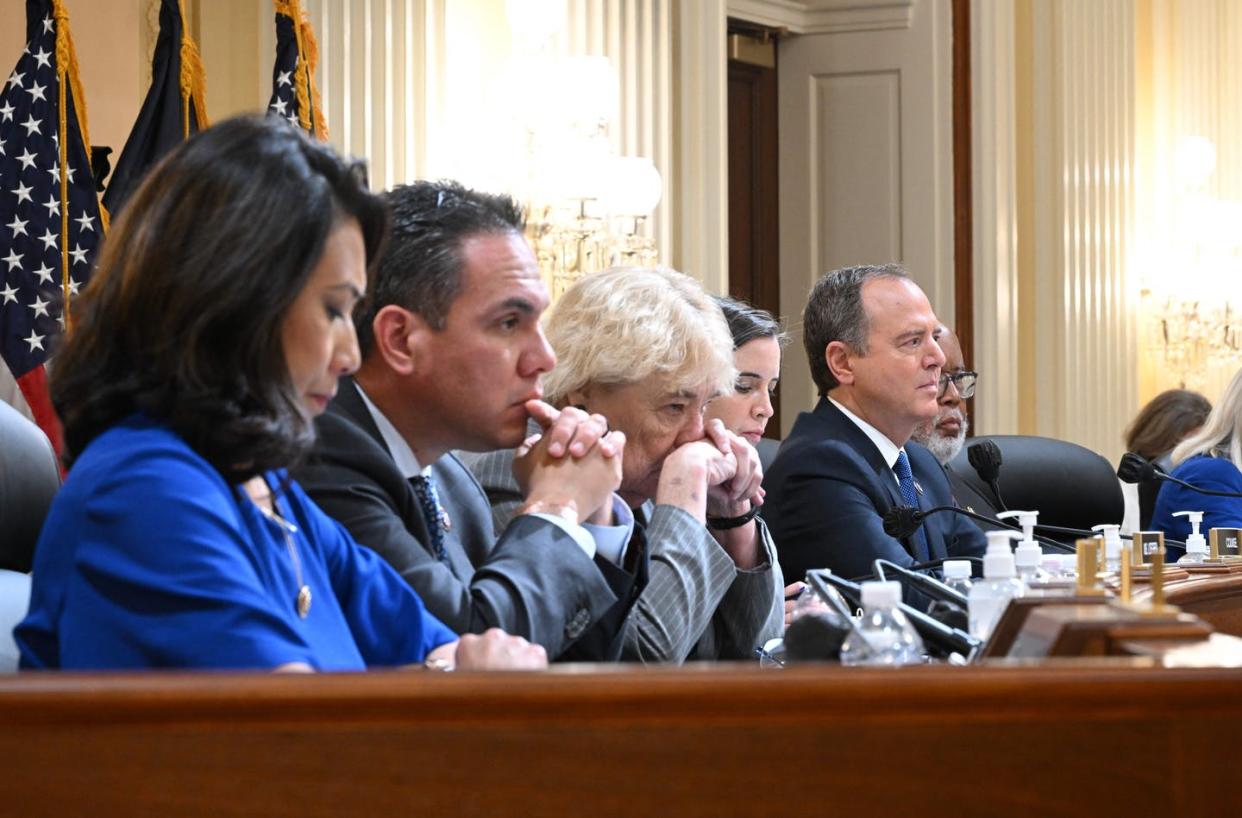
left=997, top=510, right=1044, bottom=585
left=968, top=530, right=1025, bottom=640
left=1091, top=524, right=1124, bottom=572
left=1173, top=511, right=1209, bottom=565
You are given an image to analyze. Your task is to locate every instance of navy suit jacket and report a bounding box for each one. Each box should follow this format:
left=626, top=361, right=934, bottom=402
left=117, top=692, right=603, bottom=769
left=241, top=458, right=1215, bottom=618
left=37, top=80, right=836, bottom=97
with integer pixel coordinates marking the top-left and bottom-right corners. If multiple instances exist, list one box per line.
left=762, top=398, right=987, bottom=587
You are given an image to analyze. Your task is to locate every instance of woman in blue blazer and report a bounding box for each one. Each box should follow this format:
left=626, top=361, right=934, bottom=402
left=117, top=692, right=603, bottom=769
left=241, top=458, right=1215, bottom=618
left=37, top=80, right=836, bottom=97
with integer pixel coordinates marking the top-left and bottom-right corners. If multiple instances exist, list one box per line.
left=1151, top=367, right=1242, bottom=549
left=17, top=116, right=544, bottom=673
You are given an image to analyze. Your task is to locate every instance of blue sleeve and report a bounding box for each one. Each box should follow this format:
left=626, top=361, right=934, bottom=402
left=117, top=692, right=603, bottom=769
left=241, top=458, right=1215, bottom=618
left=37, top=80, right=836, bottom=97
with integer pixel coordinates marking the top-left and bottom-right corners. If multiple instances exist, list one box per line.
left=58, top=445, right=317, bottom=670
left=1152, top=458, right=1242, bottom=541
left=290, top=483, right=457, bottom=666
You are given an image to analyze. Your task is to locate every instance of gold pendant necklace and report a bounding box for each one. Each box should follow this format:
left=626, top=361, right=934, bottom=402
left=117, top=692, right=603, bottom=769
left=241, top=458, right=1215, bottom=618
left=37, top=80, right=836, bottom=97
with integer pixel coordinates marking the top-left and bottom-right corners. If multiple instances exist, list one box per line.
left=256, top=500, right=312, bottom=619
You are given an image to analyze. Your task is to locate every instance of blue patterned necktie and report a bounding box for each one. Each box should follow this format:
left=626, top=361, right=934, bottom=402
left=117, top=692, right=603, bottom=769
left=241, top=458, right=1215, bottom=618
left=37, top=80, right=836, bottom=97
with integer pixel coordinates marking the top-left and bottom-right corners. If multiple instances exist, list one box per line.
left=893, top=450, right=930, bottom=561
left=410, top=474, right=448, bottom=563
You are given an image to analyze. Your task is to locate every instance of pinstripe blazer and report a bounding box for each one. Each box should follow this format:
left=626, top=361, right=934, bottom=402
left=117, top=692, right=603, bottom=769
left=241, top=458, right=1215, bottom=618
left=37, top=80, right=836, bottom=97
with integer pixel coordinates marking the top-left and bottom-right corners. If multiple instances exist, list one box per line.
left=459, top=446, right=784, bottom=663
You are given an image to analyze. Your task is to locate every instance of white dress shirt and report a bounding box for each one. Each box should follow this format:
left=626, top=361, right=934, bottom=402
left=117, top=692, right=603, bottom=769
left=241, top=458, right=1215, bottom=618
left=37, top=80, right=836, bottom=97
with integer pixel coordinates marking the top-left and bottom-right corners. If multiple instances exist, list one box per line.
left=829, top=397, right=910, bottom=490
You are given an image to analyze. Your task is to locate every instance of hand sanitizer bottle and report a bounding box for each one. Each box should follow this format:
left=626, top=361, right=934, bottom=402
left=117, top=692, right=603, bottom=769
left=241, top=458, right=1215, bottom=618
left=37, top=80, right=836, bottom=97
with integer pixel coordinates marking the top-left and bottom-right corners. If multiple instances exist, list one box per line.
left=1092, top=524, right=1124, bottom=573
left=996, top=510, right=1045, bottom=587
left=968, top=530, right=1025, bottom=641
left=1174, top=511, right=1209, bottom=565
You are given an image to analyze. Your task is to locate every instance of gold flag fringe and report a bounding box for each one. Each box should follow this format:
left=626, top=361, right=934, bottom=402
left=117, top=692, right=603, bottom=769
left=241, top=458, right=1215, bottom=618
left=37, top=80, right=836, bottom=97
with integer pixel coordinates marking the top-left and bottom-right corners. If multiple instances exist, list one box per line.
left=274, top=0, right=327, bottom=140
left=177, top=0, right=209, bottom=138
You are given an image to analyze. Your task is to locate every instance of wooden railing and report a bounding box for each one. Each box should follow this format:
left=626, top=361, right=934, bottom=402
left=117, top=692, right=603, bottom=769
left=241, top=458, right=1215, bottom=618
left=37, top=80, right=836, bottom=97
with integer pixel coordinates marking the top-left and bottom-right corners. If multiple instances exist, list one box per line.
left=3, top=661, right=1242, bottom=817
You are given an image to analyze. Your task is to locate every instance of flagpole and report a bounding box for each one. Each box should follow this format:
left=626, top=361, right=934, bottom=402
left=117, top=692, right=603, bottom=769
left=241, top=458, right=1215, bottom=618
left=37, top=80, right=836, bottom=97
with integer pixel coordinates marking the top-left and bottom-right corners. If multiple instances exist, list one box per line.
left=54, top=2, right=71, bottom=330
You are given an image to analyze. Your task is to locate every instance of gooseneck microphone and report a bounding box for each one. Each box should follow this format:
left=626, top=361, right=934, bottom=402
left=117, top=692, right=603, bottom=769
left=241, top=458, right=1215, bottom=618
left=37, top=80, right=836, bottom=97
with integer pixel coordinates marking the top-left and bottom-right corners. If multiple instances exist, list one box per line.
left=882, top=504, right=1077, bottom=553
left=968, top=440, right=1008, bottom=511
left=1118, top=452, right=1242, bottom=499
left=811, top=570, right=980, bottom=660
left=872, top=558, right=968, bottom=609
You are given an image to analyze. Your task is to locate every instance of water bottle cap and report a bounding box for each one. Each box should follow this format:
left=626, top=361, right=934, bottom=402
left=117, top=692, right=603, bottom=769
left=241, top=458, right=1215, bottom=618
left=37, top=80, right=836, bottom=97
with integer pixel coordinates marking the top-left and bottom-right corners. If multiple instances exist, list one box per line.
left=943, top=559, right=972, bottom=579
left=860, top=580, right=902, bottom=608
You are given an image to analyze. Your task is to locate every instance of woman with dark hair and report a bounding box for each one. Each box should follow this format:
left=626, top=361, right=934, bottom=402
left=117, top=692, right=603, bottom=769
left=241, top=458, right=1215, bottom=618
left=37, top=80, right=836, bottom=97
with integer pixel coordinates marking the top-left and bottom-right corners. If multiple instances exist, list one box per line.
left=16, top=116, right=544, bottom=672
left=1123, top=389, right=1212, bottom=530
left=705, top=295, right=784, bottom=450
left=705, top=296, right=797, bottom=623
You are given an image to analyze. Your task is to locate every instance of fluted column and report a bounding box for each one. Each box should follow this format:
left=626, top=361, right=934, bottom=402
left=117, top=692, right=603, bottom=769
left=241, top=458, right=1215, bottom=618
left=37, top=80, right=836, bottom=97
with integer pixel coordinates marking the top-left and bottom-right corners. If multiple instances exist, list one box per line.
left=970, top=0, right=1019, bottom=437
left=1027, top=0, right=1138, bottom=463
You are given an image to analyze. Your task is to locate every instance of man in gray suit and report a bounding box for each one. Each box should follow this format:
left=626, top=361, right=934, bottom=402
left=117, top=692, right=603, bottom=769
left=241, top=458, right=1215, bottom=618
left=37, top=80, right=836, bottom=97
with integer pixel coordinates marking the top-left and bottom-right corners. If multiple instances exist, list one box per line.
left=296, top=181, right=645, bottom=661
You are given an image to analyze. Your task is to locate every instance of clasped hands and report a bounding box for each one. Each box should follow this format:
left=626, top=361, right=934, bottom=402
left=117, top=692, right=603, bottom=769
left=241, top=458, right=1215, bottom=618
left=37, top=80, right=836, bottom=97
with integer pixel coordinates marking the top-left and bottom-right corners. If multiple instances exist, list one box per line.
left=514, top=401, right=764, bottom=529
left=513, top=400, right=625, bottom=527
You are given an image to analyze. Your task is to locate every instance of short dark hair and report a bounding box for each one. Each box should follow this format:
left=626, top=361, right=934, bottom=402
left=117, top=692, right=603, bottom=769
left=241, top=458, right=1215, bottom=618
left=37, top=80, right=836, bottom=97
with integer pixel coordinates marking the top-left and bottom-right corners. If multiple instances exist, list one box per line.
left=1124, top=389, right=1212, bottom=461
left=51, top=115, right=388, bottom=481
left=802, top=263, right=909, bottom=396
left=356, top=180, right=525, bottom=354
left=712, top=295, right=784, bottom=349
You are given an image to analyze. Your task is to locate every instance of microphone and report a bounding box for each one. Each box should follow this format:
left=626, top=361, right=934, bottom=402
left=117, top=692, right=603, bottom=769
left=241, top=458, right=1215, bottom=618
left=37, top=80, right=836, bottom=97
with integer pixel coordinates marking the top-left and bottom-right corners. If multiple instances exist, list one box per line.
left=1117, top=452, right=1242, bottom=499
left=810, top=570, right=980, bottom=661
left=882, top=504, right=1076, bottom=553
left=872, top=558, right=968, bottom=609
left=968, top=440, right=1008, bottom=511
left=782, top=613, right=852, bottom=662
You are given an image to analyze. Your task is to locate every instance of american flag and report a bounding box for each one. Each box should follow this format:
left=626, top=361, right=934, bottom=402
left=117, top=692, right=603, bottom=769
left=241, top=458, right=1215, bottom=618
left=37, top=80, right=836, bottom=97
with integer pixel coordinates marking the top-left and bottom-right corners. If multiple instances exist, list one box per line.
left=268, top=0, right=327, bottom=140
left=0, top=0, right=104, bottom=454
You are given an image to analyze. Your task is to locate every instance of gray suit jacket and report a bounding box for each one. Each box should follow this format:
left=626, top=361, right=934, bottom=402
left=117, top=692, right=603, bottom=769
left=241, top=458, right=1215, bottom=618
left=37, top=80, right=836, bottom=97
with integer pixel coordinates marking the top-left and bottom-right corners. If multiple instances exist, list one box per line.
left=294, top=379, right=640, bottom=660
left=459, top=447, right=784, bottom=663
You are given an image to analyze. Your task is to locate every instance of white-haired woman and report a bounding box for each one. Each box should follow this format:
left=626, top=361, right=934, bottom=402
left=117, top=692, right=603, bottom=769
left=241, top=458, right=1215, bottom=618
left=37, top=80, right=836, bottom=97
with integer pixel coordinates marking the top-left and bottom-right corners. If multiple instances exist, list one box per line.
left=1151, top=367, right=1242, bottom=552
left=464, top=267, right=784, bottom=663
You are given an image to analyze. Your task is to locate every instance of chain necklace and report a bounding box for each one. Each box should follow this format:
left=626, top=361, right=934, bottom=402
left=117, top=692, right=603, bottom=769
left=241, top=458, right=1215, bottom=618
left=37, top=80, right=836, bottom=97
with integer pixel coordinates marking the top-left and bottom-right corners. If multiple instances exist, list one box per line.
left=255, top=499, right=312, bottom=619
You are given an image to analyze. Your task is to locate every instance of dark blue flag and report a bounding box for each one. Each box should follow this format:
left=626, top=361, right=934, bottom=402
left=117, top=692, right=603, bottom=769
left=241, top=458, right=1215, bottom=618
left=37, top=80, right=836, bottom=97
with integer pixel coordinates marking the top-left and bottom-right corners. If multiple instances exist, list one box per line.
left=0, top=0, right=105, bottom=454
left=268, top=0, right=326, bottom=140
left=102, top=0, right=207, bottom=215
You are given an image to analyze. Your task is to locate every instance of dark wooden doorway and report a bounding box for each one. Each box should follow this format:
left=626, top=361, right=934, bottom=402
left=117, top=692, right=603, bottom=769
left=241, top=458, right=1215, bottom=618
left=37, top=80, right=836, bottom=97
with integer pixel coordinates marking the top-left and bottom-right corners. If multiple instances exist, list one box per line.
left=726, top=22, right=782, bottom=437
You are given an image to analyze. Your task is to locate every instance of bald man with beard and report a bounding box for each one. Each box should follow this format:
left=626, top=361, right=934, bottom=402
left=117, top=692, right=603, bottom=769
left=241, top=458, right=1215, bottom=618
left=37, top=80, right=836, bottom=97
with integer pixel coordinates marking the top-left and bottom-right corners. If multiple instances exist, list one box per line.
left=910, top=327, right=974, bottom=466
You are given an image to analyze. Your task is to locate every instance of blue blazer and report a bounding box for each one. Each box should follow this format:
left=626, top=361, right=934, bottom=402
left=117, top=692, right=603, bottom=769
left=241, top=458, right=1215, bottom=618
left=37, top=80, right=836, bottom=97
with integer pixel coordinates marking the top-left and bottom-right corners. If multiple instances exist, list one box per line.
left=1150, top=454, right=1242, bottom=556
left=762, top=398, right=987, bottom=587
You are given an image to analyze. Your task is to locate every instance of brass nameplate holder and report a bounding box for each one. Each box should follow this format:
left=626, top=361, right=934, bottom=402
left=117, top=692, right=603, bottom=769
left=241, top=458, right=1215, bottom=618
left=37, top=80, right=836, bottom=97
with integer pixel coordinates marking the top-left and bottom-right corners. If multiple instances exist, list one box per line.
left=1137, top=550, right=1180, bottom=616
left=1131, top=531, right=1164, bottom=570
left=1075, top=539, right=1107, bottom=596
left=1119, top=542, right=1133, bottom=603
left=1211, top=528, right=1242, bottom=562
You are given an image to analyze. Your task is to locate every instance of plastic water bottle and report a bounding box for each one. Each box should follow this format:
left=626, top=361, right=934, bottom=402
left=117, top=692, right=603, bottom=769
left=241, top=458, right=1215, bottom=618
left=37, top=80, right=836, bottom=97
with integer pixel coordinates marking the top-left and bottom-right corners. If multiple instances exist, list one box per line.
left=1174, top=511, right=1209, bottom=565
left=839, top=581, right=925, bottom=666
left=943, top=559, right=973, bottom=598
left=968, top=530, right=1025, bottom=641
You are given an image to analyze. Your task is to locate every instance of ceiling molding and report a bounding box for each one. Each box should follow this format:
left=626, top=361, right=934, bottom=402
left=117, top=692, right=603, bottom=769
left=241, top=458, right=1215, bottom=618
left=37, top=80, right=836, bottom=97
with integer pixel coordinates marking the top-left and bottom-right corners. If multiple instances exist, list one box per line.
left=727, top=0, right=915, bottom=35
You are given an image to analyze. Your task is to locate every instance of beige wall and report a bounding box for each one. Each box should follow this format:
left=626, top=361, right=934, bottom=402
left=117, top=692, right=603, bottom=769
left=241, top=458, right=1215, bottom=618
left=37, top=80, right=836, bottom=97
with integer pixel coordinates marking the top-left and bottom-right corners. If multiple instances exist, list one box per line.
left=0, top=0, right=147, bottom=158
left=0, top=0, right=268, bottom=157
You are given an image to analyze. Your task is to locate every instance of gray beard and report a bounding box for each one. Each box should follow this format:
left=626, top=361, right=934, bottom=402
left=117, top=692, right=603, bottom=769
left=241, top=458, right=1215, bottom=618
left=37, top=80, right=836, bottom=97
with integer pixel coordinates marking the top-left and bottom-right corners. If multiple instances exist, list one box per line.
left=918, top=413, right=968, bottom=465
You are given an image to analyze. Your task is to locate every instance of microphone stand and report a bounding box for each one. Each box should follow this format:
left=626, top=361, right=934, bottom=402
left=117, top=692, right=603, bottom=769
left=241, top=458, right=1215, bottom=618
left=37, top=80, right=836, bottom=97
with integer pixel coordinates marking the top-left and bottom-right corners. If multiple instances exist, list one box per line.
left=1118, top=452, right=1242, bottom=499
left=873, top=558, right=968, bottom=609
left=883, top=504, right=1077, bottom=554
left=812, top=570, right=980, bottom=661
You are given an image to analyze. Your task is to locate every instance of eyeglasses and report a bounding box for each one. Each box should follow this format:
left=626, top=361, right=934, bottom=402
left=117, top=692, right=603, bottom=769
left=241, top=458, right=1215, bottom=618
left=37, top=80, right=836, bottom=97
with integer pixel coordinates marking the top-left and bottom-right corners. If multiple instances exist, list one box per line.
left=938, top=370, right=978, bottom=399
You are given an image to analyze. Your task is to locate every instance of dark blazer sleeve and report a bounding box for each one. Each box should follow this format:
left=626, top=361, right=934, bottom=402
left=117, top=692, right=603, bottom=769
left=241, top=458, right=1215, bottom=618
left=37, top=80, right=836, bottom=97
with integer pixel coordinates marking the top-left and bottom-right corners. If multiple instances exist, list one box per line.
left=296, top=405, right=628, bottom=659
left=764, top=437, right=932, bottom=584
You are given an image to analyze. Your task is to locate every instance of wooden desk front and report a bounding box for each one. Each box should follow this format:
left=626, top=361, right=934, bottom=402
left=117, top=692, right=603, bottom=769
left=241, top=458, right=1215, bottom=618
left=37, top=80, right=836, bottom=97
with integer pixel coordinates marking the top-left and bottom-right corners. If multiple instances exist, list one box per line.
left=2, top=663, right=1239, bottom=817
